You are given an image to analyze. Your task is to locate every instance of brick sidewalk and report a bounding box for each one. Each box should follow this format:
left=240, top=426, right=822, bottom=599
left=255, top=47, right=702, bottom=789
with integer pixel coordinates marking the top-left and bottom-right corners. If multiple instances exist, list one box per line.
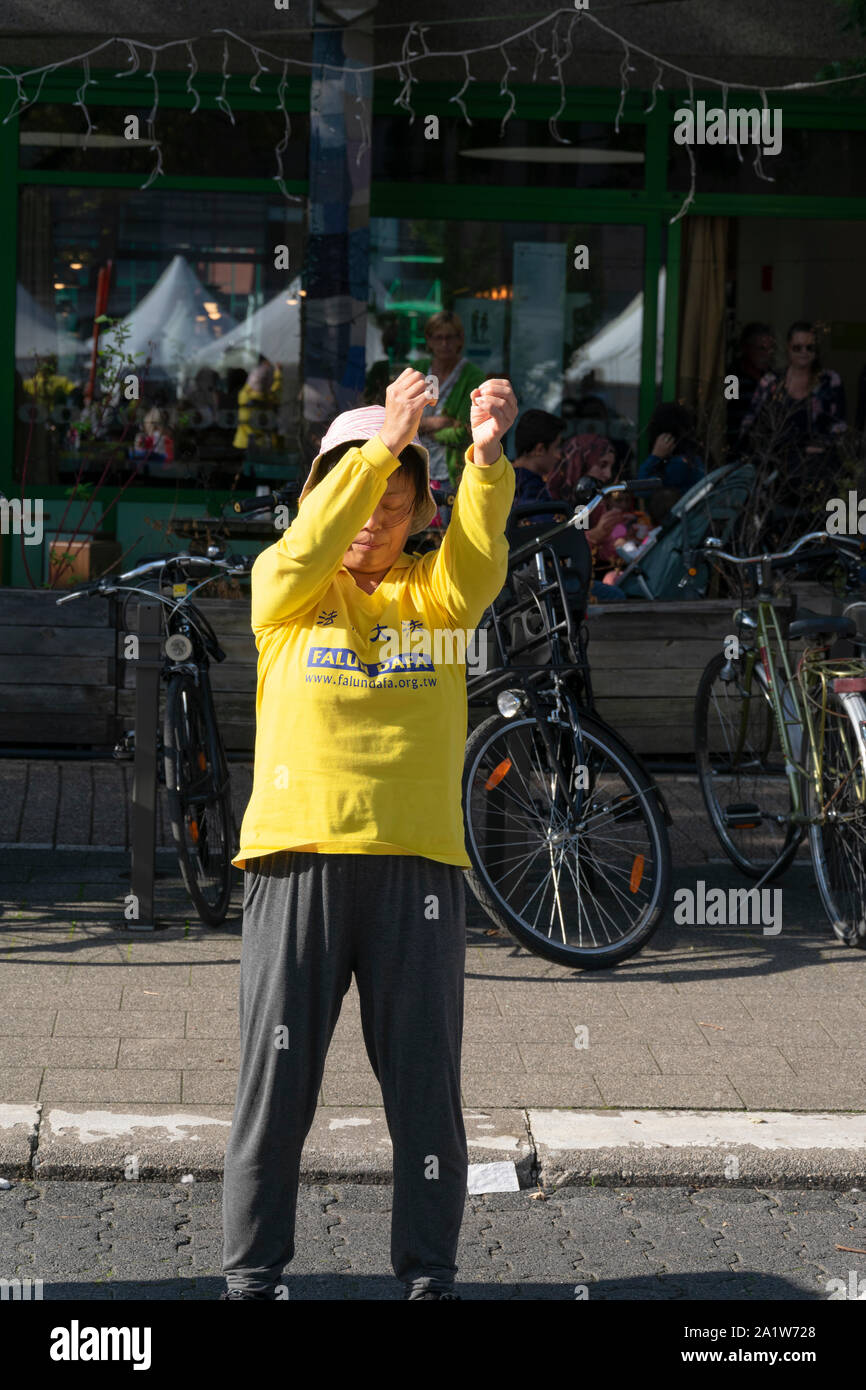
left=1, top=761, right=864, bottom=1182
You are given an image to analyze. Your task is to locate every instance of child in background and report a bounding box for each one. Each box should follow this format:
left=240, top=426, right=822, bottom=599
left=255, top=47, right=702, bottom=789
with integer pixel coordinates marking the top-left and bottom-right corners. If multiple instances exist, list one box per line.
left=132, top=406, right=174, bottom=468
left=597, top=489, right=652, bottom=586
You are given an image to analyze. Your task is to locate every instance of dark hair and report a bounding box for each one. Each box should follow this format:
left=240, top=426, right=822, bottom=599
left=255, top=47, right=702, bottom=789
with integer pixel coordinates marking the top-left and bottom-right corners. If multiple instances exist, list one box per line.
left=786, top=320, right=821, bottom=372
left=647, top=401, right=697, bottom=454
left=740, top=321, right=772, bottom=349
left=316, top=438, right=428, bottom=514
left=514, top=409, right=564, bottom=459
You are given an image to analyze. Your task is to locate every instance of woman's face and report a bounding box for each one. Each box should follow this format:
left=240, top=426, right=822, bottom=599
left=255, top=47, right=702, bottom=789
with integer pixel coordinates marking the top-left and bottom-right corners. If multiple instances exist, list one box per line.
left=788, top=331, right=817, bottom=368
left=586, top=447, right=616, bottom=482
left=343, top=471, right=415, bottom=577
left=427, top=324, right=463, bottom=369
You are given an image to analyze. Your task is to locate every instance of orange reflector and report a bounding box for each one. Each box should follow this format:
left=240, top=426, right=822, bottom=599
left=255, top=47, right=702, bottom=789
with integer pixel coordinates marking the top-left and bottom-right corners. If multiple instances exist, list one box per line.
left=189, top=820, right=199, bottom=843
left=629, top=855, right=645, bottom=893
left=688, top=567, right=697, bottom=577
left=485, top=759, right=512, bottom=790
left=198, top=751, right=207, bottom=771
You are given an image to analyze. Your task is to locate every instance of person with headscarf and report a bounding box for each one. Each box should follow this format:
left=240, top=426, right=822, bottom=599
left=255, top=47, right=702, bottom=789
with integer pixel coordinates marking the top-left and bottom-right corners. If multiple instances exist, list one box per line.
left=528, top=432, right=628, bottom=603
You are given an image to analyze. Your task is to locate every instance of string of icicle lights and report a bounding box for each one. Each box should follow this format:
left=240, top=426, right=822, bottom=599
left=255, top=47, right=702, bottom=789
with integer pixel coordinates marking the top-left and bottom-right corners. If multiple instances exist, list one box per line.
left=1, top=8, right=863, bottom=222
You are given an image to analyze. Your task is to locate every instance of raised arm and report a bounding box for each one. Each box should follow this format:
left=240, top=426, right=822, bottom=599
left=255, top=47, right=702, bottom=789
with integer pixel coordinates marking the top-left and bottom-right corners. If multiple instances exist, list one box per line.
left=421, top=379, right=518, bottom=630
left=250, top=369, right=430, bottom=634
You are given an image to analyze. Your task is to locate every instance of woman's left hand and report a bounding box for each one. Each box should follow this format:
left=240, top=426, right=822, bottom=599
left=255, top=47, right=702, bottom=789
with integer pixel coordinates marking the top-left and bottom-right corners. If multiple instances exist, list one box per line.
left=470, top=380, right=518, bottom=460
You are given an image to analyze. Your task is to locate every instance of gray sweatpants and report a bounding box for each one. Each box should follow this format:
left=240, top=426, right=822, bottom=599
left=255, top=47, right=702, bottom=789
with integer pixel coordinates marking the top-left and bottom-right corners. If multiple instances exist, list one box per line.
left=221, top=849, right=468, bottom=1298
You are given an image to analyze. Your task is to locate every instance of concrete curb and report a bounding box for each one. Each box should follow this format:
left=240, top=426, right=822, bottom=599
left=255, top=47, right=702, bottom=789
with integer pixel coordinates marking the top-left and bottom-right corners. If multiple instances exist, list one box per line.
left=2, top=1104, right=865, bottom=1188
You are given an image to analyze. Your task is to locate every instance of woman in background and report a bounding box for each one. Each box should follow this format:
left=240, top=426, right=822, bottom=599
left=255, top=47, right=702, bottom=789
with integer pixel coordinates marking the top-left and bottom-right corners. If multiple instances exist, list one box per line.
left=415, top=311, right=486, bottom=497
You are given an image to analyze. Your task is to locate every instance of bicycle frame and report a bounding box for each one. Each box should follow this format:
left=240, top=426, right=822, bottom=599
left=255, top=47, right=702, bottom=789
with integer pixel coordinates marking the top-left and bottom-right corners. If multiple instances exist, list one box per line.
left=710, top=535, right=866, bottom=835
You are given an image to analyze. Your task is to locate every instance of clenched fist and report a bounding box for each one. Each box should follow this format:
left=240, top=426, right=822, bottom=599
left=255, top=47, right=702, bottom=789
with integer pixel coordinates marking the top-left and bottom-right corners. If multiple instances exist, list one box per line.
left=469, top=379, right=518, bottom=464
left=378, top=369, right=430, bottom=459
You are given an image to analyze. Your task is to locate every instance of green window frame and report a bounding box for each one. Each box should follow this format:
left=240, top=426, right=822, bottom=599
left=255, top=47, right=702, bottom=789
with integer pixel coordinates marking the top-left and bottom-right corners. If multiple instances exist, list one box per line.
left=2, top=66, right=865, bottom=585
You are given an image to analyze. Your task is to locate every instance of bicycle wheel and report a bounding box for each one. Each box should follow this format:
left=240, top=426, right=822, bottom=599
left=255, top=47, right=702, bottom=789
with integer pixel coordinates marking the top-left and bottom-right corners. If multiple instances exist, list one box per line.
left=807, top=692, right=866, bottom=947
left=695, top=650, right=800, bottom=879
left=463, top=708, right=671, bottom=969
left=163, top=672, right=234, bottom=927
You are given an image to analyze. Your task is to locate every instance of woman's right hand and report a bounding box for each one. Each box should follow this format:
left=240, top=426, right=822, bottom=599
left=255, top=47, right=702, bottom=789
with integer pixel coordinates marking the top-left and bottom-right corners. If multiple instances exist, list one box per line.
left=379, top=369, right=431, bottom=457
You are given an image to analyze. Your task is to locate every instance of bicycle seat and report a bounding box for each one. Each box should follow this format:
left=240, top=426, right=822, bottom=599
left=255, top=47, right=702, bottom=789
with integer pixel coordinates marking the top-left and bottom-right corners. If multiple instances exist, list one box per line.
left=788, top=610, right=856, bottom=640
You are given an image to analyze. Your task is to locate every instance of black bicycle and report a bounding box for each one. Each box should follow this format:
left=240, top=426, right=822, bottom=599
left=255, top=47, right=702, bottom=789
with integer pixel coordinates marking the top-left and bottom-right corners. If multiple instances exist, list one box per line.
left=230, top=477, right=673, bottom=968
left=464, top=479, right=673, bottom=969
left=56, top=547, right=254, bottom=926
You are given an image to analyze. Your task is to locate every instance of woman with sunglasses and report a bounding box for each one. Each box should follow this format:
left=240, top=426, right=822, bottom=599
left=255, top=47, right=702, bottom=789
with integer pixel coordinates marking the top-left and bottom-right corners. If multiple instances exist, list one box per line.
left=739, top=320, right=847, bottom=523
left=739, top=320, right=847, bottom=451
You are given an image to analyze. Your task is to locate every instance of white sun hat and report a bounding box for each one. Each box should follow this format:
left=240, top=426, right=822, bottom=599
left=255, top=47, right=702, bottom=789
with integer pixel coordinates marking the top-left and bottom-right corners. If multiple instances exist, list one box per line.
left=298, top=405, right=440, bottom=534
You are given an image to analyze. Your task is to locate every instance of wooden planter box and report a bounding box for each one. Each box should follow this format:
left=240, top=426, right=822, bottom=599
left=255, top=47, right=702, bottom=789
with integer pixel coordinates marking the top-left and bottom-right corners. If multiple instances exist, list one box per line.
left=0, top=582, right=844, bottom=756
left=0, top=588, right=119, bottom=746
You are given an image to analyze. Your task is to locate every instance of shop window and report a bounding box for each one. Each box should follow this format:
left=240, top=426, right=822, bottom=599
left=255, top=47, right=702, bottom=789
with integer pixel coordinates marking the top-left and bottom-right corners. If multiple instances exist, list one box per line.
left=369, top=216, right=646, bottom=461
left=15, top=186, right=305, bottom=490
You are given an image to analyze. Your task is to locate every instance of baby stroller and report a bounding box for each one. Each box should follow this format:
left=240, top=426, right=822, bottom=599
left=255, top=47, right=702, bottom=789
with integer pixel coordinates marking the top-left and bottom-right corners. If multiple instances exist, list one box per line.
left=615, top=462, right=756, bottom=600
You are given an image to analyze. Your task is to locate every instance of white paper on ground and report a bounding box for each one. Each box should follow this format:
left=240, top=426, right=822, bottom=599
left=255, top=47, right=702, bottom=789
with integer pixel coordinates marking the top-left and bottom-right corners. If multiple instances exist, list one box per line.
left=467, top=1161, right=520, bottom=1194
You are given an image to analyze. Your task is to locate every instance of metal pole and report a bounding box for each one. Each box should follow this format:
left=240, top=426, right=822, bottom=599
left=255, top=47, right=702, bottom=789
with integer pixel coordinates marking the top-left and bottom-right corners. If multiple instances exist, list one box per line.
left=128, top=600, right=162, bottom=932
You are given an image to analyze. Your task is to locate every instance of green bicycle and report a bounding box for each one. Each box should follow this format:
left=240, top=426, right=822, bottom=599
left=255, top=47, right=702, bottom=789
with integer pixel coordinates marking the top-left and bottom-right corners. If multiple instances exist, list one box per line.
left=694, top=529, right=866, bottom=947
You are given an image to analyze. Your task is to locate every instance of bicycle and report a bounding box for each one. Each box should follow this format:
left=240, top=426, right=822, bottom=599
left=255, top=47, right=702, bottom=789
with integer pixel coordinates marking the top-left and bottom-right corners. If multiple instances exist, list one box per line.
left=693, top=528, right=866, bottom=947
left=56, top=546, right=255, bottom=926
left=464, top=480, right=673, bottom=970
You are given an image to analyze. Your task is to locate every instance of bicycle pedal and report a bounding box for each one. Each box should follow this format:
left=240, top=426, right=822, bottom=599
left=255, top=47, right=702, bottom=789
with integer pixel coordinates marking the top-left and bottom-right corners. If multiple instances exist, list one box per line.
left=723, top=802, right=762, bottom=829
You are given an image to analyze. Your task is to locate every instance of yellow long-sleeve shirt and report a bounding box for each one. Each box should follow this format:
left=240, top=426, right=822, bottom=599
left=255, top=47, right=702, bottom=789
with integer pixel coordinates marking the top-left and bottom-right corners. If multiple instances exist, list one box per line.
left=232, top=433, right=516, bottom=869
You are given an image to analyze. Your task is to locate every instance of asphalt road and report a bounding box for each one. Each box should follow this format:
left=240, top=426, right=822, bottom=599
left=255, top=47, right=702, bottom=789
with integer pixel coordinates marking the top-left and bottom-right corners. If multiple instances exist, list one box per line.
left=1, top=1179, right=864, bottom=1301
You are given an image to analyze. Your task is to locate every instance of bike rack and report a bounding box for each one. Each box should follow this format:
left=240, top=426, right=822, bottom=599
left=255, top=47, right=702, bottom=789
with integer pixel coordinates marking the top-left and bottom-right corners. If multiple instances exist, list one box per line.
left=128, top=600, right=165, bottom=932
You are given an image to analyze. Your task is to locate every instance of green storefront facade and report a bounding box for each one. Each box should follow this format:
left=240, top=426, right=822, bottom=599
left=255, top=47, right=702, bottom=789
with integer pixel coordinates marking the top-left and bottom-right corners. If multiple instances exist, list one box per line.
left=2, top=65, right=866, bottom=587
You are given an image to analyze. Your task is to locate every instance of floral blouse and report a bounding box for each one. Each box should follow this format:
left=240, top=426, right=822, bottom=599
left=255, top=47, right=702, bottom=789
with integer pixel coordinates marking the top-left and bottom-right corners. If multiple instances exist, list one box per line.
left=739, top=368, right=847, bottom=443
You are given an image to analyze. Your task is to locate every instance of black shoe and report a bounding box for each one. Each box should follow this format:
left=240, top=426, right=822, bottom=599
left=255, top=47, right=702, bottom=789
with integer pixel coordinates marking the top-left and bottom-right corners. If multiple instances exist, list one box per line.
left=219, top=1288, right=275, bottom=1300
left=408, top=1289, right=462, bottom=1300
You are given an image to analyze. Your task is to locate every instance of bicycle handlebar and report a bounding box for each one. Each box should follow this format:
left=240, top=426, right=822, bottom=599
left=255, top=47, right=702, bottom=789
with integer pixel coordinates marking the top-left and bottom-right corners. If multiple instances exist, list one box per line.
left=700, top=530, right=863, bottom=570
left=232, top=481, right=456, bottom=518
left=55, top=551, right=254, bottom=605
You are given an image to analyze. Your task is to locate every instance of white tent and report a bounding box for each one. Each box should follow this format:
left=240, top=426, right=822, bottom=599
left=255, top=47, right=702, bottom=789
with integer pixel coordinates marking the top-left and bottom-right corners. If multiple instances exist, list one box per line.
left=16, top=284, right=84, bottom=370
left=565, top=268, right=666, bottom=388
left=186, top=278, right=303, bottom=380
left=185, top=278, right=386, bottom=383
left=86, top=254, right=237, bottom=376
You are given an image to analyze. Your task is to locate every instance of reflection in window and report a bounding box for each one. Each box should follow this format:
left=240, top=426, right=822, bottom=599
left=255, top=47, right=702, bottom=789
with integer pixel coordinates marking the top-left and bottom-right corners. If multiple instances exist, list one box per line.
left=668, top=126, right=866, bottom=198
left=15, top=186, right=305, bottom=490
left=369, top=217, right=646, bottom=462
left=373, top=115, right=646, bottom=190
left=19, top=103, right=310, bottom=181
